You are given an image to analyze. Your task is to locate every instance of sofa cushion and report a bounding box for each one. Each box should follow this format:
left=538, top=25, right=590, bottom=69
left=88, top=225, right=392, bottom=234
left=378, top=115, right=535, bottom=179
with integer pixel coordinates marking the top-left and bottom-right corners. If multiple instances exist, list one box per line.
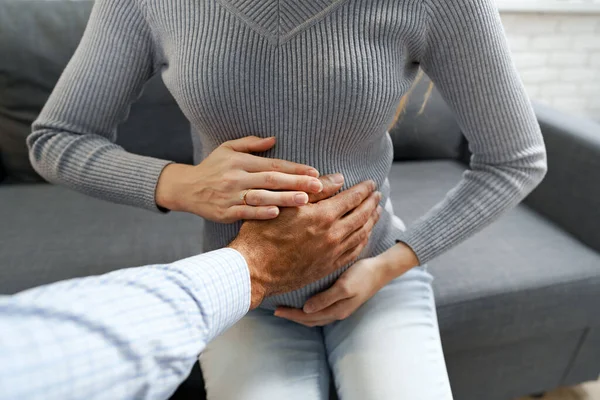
left=2, top=162, right=599, bottom=355
left=0, top=185, right=204, bottom=295
left=390, top=160, right=600, bottom=353
left=0, top=0, right=193, bottom=183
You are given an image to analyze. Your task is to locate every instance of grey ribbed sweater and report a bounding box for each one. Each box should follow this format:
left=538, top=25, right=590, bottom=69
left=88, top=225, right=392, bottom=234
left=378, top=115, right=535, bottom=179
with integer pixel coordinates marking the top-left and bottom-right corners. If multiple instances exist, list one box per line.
left=29, top=0, right=547, bottom=309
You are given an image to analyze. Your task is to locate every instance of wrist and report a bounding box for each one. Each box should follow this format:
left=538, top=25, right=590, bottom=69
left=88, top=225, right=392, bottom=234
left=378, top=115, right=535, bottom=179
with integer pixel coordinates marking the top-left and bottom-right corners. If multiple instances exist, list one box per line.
left=376, top=242, right=419, bottom=281
left=155, top=163, right=193, bottom=211
left=228, top=238, right=270, bottom=309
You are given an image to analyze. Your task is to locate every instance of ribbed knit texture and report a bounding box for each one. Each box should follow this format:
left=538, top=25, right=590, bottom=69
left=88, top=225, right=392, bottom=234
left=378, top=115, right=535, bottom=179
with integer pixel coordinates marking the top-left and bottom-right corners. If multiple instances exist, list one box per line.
left=29, top=0, right=547, bottom=309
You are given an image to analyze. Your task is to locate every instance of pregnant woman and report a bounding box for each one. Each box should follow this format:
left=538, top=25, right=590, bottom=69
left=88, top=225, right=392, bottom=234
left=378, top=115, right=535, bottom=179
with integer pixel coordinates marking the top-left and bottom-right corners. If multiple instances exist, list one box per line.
left=29, top=0, right=547, bottom=398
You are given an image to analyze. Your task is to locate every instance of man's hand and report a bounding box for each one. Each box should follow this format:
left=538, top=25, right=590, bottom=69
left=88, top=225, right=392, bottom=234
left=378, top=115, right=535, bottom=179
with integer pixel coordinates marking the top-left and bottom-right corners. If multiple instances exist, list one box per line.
left=229, top=175, right=382, bottom=309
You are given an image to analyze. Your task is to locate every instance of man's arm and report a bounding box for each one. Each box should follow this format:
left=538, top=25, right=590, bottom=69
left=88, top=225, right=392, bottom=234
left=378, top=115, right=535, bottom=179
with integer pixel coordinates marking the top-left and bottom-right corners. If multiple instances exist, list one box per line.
left=0, top=249, right=250, bottom=400
left=0, top=176, right=380, bottom=400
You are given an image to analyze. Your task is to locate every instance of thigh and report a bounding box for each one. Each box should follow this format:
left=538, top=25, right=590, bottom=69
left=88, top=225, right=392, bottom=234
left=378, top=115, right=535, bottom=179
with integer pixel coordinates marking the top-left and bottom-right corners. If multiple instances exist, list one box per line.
left=323, top=267, right=453, bottom=400
left=200, top=308, right=330, bottom=400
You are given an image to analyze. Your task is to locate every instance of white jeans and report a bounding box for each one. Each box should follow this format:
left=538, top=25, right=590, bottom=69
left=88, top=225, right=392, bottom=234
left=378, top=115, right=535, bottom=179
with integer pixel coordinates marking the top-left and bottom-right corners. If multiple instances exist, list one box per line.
left=199, top=265, right=454, bottom=400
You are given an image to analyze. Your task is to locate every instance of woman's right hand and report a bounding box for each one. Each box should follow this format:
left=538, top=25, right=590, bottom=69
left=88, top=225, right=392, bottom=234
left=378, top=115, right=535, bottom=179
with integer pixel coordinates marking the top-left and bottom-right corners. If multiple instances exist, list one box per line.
left=155, top=136, right=324, bottom=223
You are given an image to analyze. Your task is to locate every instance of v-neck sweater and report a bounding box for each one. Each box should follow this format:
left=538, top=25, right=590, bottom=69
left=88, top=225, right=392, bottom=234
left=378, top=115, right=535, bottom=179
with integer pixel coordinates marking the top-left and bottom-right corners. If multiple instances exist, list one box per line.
left=29, top=0, right=547, bottom=308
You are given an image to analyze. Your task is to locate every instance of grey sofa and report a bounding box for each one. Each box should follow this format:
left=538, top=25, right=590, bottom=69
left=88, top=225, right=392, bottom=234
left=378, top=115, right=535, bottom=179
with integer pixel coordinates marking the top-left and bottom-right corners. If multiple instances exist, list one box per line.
left=1, top=2, right=599, bottom=400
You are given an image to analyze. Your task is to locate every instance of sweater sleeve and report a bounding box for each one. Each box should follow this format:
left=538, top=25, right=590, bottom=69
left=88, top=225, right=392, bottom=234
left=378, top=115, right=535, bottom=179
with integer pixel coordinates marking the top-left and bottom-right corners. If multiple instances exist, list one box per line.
left=28, top=0, right=172, bottom=212
left=395, top=0, right=547, bottom=264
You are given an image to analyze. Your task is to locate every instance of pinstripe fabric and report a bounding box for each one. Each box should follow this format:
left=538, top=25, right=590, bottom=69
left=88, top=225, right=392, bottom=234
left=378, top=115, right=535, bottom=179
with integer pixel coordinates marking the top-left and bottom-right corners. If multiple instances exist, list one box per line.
left=0, top=249, right=250, bottom=400
left=29, top=0, right=547, bottom=309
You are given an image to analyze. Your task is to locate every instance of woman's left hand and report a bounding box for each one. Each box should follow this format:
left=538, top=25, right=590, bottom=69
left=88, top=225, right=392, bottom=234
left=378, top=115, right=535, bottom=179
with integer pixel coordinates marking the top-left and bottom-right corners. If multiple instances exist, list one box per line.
left=274, top=257, right=388, bottom=327
left=274, top=242, right=419, bottom=326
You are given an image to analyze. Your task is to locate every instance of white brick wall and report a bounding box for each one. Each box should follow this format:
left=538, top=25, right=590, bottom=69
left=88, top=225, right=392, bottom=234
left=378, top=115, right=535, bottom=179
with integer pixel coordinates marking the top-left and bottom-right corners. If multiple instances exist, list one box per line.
left=500, top=12, right=600, bottom=122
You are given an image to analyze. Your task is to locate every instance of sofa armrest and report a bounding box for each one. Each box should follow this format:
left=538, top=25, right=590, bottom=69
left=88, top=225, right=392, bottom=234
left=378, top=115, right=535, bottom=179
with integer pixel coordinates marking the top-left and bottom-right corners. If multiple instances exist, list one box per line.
left=525, top=102, right=600, bottom=253
left=0, top=152, right=5, bottom=183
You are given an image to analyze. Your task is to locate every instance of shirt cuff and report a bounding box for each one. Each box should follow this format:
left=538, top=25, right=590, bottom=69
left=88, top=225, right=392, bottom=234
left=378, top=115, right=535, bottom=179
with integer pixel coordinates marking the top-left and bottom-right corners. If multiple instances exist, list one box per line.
left=171, top=248, right=251, bottom=340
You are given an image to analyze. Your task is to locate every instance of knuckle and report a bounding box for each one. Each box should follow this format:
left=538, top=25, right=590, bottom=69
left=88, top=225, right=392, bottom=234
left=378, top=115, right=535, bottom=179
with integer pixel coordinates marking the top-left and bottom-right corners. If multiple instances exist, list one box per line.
left=325, top=233, right=337, bottom=246
left=264, top=172, right=278, bottom=186
left=369, top=212, right=379, bottom=225
left=323, top=210, right=337, bottom=223
left=327, top=231, right=341, bottom=245
left=358, top=210, right=370, bottom=225
left=358, top=235, right=369, bottom=247
left=230, top=156, right=244, bottom=169
left=221, top=173, right=238, bottom=190
left=318, top=209, right=335, bottom=227
left=218, top=208, right=231, bottom=223
left=357, top=230, right=368, bottom=244
left=301, top=176, right=313, bottom=189
left=345, top=232, right=359, bottom=248
left=251, top=192, right=263, bottom=206
left=235, top=207, right=247, bottom=220
left=270, top=160, right=282, bottom=171
left=338, top=281, right=352, bottom=297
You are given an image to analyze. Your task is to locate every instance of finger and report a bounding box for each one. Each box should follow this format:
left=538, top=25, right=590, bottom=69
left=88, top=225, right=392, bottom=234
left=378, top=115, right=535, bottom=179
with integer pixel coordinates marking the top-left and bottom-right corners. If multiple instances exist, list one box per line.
left=340, top=205, right=382, bottom=251
left=303, top=284, right=349, bottom=314
left=286, top=317, right=336, bottom=327
left=338, top=192, right=382, bottom=242
left=224, top=205, right=279, bottom=222
left=223, top=136, right=277, bottom=153
left=307, top=174, right=345, bottom=203
left=274, top=308, right=336, bottom=327
left=274, top=307, right=309, bottom=320
left=321, top=180, right=376, bottom=219
left=244, top=189, right=309, bottom=207
left=308, top=298, right=356, bottom=322
left=336, top=236, right=370, bottom=269
left=277, top=298, right=357, bottom=324
left=242, top=153, right=319, bottom=177
left=246, top=171, right=323, bottom=193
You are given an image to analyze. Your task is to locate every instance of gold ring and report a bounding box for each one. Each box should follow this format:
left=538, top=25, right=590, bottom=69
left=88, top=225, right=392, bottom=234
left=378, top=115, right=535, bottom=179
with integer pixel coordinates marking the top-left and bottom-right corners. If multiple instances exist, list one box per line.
left=241, top=189, right=251, bottom=206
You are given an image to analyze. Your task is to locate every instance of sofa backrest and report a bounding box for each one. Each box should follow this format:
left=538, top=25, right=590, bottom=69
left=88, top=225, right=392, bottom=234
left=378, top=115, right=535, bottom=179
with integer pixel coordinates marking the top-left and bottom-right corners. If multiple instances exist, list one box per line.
left=0, top=0, right=193, bottom=184
left=389, top=76, right=467, bottom=162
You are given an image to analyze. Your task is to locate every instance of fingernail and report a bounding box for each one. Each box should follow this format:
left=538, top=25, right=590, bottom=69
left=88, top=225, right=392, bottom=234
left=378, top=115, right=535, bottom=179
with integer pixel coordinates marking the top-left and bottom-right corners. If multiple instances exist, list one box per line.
left=375, top=191, right=382, bottom=201
left=304, top=304, right=315, bottom=313
left=308, top=169, right=320, bottom=178
left=294, top=193, right=308, bottom=205
left=369, top=180, right=377, bottom=190
left=267, top=207, right=279, bottom=217
left=309, top=180, right=323, bottom=192
left=376, top=205, right=383, bottom=215
left=331, top=174, right=344, bottom=184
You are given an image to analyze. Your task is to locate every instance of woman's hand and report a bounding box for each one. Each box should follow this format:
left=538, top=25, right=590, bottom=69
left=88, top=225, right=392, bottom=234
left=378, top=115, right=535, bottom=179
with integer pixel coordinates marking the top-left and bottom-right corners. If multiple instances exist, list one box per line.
left=274, top=257, right=387, bottom=326
left=274, top=242, right=419, bottom=327
left=155, top=136, right=324, bottom=222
